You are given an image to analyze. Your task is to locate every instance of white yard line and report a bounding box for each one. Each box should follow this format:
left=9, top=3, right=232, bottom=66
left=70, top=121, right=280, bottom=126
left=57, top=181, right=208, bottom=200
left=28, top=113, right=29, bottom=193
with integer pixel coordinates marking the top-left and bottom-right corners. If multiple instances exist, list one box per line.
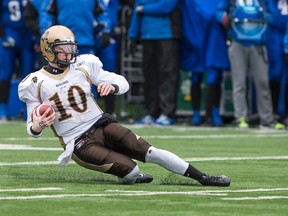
left=108, top=188, right=288, bottom=194
left=1, top=132, right=288, bottom=141
left=183, top=156, right=288, bottom=162
left=1, top=188, right=288, bottom=201
left=142, top=134, right=288, bottom=139
left=0, top=194, right=110, bottom=200
left=0, top=155, right=287, bottom=166
left=0, top=161, right=60, bottom=166
left=222, top=196, right=288, bottom=201
left=0, top=187, right=62, bottom=192
left=0, top=144, right=62, bottom=151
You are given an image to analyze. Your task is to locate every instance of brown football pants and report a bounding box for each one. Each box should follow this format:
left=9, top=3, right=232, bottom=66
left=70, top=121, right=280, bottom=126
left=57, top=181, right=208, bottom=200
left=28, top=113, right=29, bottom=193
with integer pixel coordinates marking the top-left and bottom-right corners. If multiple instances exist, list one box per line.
left=72, top=123, right=151, bottom=178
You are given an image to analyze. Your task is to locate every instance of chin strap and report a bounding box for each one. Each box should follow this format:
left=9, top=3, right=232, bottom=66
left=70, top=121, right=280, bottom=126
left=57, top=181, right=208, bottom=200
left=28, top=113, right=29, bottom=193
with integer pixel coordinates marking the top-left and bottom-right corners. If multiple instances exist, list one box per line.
left=57, top=61, right=70, bottom=69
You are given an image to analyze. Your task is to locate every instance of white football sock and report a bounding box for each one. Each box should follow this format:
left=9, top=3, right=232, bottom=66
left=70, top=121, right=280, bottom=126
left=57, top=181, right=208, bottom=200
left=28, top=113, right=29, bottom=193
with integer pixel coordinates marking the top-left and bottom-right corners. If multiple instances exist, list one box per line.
left=118, top=165, right=140, bottom=184
left=145, top=146, right=189, bottom=175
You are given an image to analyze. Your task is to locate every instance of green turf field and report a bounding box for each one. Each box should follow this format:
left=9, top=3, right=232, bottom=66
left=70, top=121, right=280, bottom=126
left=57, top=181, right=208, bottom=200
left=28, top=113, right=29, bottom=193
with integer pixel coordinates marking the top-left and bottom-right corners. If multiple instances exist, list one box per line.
left=0, top=121, right=287, bottom=216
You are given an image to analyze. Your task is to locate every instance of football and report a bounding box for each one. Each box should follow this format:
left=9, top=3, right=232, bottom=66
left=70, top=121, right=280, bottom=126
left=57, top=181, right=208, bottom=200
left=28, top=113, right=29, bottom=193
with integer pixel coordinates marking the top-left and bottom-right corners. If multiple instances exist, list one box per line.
left=34, top=104, right=55, bottom=117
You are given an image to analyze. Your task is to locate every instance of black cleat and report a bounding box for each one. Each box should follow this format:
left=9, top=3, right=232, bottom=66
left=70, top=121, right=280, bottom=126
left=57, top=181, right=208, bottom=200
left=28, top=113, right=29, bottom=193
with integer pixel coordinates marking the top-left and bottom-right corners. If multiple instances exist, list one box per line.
left=198, top=174, right=230, bottom=187
left=134, top=173, right=153, bottom=184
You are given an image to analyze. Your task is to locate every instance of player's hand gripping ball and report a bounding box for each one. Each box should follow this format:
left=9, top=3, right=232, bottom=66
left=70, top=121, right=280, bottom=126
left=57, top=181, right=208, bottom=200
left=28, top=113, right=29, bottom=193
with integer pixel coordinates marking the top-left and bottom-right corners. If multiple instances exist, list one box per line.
left=34, top=104, right=55, bottom=117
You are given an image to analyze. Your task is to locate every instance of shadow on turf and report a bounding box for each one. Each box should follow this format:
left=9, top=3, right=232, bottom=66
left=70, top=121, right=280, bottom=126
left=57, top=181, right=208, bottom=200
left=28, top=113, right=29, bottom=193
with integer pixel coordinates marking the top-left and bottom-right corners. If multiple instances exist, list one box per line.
left=7, top=166, right=117, bottom=185
left=7, top=167, right=201, bottom=186
left=160, top=173, right=200, bottom=186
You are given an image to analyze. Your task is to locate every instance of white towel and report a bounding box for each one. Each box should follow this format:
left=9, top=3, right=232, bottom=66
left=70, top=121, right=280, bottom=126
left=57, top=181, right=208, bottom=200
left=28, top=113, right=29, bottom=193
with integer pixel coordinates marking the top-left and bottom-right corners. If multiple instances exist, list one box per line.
left=57, top=139, right=75, bottom=166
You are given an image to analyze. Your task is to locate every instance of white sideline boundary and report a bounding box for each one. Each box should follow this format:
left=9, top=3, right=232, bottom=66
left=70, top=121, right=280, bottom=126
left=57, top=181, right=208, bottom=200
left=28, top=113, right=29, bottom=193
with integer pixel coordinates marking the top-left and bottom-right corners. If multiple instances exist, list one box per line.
left=222, top=196, right=288, bottom=201
left=1, top=132, right=288, bottom=141
left=0, top=144, right=62, bottom=151
left=0, top=187, right=62, bottom=192
left=0, top=187, right=288, bottom=201
left=0, top=155, right=288, bottom=166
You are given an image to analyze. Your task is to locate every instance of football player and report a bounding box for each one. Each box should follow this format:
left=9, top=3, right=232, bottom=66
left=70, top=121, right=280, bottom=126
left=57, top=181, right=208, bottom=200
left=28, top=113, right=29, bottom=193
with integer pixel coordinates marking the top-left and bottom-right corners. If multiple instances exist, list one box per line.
left=265, top=0, right=288, bottom=124
left=0, top=0, right=36, bottom=121
left=180, top=0, right=230, bottom=127
left=216, top=0, right=285, bottom=129
left=18, top=25, right=230, bottom=186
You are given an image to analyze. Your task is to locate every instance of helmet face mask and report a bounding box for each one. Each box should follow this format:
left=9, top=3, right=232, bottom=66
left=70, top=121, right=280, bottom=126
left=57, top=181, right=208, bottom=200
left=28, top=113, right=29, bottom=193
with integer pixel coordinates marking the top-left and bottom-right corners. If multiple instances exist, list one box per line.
left=41, top=25, right=79, bottom=68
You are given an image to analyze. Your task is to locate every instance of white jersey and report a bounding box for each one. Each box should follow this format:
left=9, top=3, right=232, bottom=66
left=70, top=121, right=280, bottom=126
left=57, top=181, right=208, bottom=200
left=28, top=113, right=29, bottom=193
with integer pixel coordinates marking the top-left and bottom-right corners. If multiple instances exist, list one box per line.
left=18, top=54, right=129, bottom=146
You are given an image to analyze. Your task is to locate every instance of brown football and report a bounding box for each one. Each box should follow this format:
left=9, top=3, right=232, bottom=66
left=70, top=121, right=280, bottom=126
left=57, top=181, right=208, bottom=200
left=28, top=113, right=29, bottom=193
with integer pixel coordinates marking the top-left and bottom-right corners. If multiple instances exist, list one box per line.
left=34, top=104, right=54, bottom=117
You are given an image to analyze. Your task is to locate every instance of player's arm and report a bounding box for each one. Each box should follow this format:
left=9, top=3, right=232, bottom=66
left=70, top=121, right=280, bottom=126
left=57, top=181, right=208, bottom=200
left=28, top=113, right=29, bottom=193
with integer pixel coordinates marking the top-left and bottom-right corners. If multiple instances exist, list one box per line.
left=18, top=74, right=55, bottom=137
left=96, top=69, right=129, bottom=96
left=83, top=55, right=130, bottom=96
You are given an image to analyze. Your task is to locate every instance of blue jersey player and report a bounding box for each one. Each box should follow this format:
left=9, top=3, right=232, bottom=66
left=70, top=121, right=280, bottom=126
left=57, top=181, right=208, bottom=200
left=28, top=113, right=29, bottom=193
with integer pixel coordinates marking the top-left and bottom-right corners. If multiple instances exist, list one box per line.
left=94, top=0, right=118, bottom=115
left=216, top=0, right=285, bottom=130
left=265, top=0, right=288, bottom=121
left=47, top=0, right=111, bottom=55
left=0, top=0, right=36, bottom=121
left=180, top=0, right=230, bottom=127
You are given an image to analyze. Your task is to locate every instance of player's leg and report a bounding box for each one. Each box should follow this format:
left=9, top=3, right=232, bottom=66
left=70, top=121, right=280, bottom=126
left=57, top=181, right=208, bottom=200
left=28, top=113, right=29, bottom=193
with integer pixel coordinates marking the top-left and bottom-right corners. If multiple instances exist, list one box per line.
left=73, top=125, right=152, bottom=184
left=229, top=41, right=249, bottom=127
left=145, top=146, right=230, bottom=186
left=250, top=46, right=274, bottom=126
left=104, top=123, right=230, bottom=186
left=205, top=68, right=223, bottom=126
left=142, top=40, right=160, bottom=119
left=0, top=45, right=16, bottom=121
left=267, top=31, right=284, bottom=119
left=190, top=72, right=203, bottom=125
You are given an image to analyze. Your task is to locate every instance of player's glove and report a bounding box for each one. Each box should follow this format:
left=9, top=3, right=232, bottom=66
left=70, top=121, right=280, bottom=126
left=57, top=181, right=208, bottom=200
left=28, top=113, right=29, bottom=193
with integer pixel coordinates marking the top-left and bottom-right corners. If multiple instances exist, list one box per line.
left=221, top=15, right=232, bottom=29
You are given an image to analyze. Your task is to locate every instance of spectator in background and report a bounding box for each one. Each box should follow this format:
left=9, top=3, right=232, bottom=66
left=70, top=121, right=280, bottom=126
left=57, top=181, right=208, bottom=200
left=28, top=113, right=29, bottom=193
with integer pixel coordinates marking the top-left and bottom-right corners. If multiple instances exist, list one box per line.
left=24, top=0, right=52, bottom=70
left=265, top=0, right=288, bottom=124
left=121, top=0, right=135, bottom=8
left=128, top=0, right=181, bottom=126
left=180, top=0, right=230, bottom=127
left=0, top=0, right=36, bottom=122
left=94, top=0, right=121, bottom=116
left=217, top=0, right=284, bottom=130
left=283, top=19, right=288, bottom=127
left=46, top=0, right=111, bottom=55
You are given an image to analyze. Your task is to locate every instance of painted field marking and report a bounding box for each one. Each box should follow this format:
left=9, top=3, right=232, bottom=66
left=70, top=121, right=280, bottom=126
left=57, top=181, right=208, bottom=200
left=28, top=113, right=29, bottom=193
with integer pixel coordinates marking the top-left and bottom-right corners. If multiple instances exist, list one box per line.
left=0, top=194, right=110, bottom=200
left=0, top=155, right=287, bottom=166
left=183, top=156, right=288, bottom=162
left=223, top=196, right=288, bottom=201
left=0, top=144, right=61, bottom=151
left=0, top=187, right=63, bottom=192
left=0, top=161, right=60, bottom=166
left=142, top=134, right=288, bottom=139
left=108, top=188, right=288, bottom=194
left=0, top=188, right=287, bottom=201
left=1, top=131, right=288, bottom=142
